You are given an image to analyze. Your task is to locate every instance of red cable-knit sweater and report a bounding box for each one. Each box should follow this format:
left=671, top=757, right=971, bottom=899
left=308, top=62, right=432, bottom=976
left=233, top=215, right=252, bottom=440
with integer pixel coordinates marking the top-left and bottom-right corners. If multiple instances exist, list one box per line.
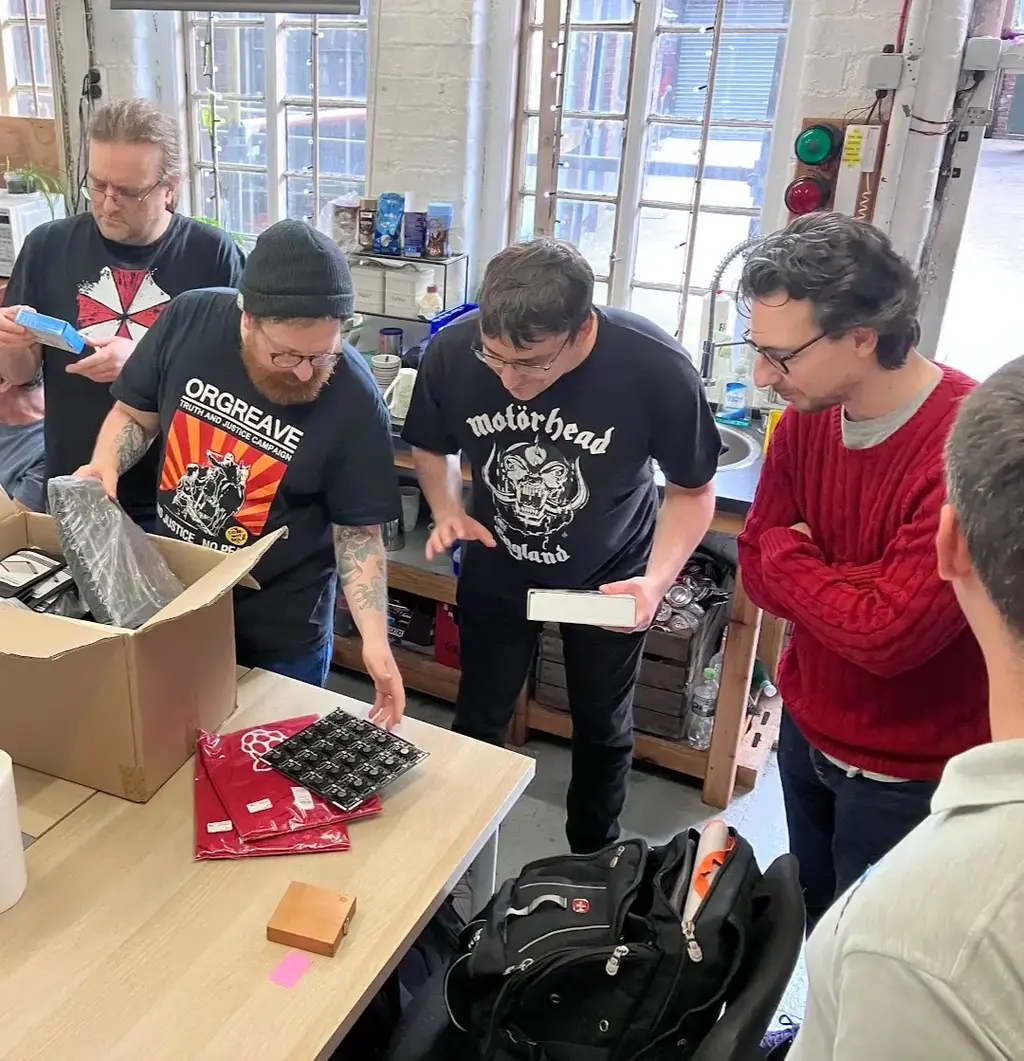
left=737, top=366, right=989, bottom=780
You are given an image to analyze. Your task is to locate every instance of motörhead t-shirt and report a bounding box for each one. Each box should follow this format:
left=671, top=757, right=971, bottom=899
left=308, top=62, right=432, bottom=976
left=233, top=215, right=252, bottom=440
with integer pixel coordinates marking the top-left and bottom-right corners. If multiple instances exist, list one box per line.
left=401, top=308, right=720, bottom=611
left=3, top=212, right=245, bottom=522
left=112, top=289, right=400, bottom=664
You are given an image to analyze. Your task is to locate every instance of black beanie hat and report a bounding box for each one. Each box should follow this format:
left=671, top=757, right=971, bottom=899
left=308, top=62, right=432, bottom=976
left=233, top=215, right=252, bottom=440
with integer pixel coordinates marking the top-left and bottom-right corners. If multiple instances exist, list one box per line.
left=238, top=219, right=354, bottom=320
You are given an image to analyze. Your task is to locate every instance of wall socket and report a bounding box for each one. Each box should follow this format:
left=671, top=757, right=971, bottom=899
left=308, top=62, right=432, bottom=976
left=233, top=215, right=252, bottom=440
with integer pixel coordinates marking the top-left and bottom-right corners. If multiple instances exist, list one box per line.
left=86, top=66, right=105, bottom=101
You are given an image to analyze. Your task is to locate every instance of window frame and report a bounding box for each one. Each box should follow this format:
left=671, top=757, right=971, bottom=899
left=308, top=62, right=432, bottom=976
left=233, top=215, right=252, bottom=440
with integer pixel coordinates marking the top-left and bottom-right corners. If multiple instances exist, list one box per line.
left=511, top=0, right=789, bottom=341
left=182, top=6, right=374, bottom=241
left=0, top=0, right=53, bottom=118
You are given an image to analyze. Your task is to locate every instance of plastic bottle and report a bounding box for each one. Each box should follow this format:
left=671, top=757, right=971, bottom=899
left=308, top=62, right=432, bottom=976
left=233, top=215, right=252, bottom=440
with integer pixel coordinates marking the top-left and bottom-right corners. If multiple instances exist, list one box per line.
left=684, top=667, right=719, bottom=751
left=715, top=351, right=754, bottom=428
left=417, top=284, right=443, bottom=320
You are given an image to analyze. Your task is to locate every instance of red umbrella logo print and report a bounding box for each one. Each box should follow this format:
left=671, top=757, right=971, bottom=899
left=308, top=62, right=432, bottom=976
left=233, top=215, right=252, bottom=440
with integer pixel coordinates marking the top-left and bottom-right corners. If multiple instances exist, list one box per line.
left=76, top=266, right=171, bottom=341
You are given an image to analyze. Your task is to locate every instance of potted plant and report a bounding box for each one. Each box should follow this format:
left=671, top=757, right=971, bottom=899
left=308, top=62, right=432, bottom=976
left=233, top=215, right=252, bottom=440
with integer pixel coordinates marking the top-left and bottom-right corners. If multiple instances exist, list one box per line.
left=2, top=159, right=65, bottom=218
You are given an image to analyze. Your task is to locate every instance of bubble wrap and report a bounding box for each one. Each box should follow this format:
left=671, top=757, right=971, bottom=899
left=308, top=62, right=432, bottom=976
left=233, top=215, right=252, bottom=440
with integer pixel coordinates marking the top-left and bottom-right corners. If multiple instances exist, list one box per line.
left=47, top=476, right=184, bottom=629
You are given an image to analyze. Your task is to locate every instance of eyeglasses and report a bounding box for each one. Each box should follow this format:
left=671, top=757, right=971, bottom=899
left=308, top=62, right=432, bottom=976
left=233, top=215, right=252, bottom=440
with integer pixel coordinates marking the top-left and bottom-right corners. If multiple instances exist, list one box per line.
left=743, top=331, right=827, bottom=375
left=472, top=335, right=570, bottom=378
left=82, top=177, right=164, bottom=205
left=255, top=320, right=340, bottom=369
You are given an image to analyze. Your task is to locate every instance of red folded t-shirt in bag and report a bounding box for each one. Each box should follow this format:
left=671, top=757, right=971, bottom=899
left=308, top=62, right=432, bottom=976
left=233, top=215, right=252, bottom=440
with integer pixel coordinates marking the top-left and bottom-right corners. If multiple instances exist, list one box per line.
left=194, top=753, right=352, bottom=859
left=198, top=717, right=382, bottom=841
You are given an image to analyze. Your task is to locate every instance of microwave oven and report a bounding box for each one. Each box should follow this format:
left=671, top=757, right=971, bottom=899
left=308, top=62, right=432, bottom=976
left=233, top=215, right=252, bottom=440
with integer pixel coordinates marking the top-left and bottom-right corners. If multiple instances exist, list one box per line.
left=0, top=190, right=66, bottom=278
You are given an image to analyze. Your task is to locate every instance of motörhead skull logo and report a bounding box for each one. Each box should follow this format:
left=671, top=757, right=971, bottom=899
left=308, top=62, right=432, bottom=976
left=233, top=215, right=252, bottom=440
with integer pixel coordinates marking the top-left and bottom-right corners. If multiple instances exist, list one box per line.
left=482, top=439, right=589, bottom=537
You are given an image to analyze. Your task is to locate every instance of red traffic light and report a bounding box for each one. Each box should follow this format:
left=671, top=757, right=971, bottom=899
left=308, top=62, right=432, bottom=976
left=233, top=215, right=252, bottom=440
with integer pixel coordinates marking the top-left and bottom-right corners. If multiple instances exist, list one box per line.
left=784, top=175, right=831, bottom=216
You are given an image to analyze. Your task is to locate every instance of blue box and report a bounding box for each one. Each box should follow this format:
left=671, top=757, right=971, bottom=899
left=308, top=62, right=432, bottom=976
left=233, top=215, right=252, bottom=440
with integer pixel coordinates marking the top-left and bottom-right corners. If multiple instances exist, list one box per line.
left=14, top=308, right=87, bottom=355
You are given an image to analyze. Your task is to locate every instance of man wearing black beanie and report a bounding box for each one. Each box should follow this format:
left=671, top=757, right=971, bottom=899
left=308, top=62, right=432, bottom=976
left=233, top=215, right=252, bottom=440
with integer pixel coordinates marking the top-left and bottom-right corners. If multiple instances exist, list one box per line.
left=76, top=220, right=405, bottom=722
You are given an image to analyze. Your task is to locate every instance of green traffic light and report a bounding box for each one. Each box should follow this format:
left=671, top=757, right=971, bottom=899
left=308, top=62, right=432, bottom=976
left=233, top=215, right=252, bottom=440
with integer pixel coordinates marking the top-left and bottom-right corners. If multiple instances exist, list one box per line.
left=794, top=124, right=840, bottom=166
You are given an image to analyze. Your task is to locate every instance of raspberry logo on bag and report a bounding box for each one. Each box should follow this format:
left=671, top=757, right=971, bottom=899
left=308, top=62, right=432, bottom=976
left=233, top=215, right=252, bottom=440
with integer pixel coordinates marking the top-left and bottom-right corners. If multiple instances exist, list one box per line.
left=571, top=898, right=590, bottom=914
left=239, top=727, right=288, bottom=772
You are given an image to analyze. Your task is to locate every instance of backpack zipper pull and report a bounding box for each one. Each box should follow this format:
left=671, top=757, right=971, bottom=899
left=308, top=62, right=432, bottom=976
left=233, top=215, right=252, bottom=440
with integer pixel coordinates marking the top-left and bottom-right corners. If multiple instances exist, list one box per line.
left=609, top=844, right=626, bottom=868
left=682, top=920, right=703, bottom=962
left=605, top=944, right=629, bottom=976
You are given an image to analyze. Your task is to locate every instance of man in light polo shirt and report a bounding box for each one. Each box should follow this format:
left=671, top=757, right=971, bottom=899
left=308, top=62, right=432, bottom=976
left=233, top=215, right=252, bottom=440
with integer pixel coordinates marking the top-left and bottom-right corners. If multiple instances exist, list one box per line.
left=788, top=356, right=1024, bottom=1060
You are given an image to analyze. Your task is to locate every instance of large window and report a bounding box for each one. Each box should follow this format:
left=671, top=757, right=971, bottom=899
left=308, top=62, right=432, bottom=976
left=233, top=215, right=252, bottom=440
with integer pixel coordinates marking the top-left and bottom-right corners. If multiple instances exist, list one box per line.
left=184, top=4, right=369, bottom=240
left=513, top=0, right=788, bottom=355
left=0, top=0, right=53, bottom=117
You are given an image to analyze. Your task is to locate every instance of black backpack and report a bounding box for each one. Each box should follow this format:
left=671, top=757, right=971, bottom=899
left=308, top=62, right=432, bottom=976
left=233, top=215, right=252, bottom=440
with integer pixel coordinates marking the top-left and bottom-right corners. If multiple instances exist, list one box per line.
left=443, top=828, right=762, bottom=1061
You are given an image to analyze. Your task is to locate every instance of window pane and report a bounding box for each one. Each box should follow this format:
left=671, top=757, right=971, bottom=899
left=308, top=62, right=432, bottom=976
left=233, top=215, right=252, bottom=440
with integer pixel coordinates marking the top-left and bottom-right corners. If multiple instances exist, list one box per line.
left=643, top=124, right=772, bottom=209
left=555, top=199, right=615, bottom=276
left=593, top=281, right=609, bottom=306
left=287, top=176, right=364, bottom=223
left=629, top=287, right=703, bottom=358
left=564, top=32, right=632, bottom=115
left=530, top=0, right=568, bottom=26
left=13, top=88, right=37, bottom=116
left=633, top=206, right=757, bottom=290
left=660, top=0, right=790, bottom=26
left=284, top=105, right=367, bottom=178
left=523, top=116, right=539, bottom=193
left=572, top=0, right=634, bottom=22
left=526, top=30, right=543, bottom=112
left=191, top=11, right=263, bottom=20
left=199, top=169, right=269, bottom=237
left=13, top=23, right=52, bottom=88
left=195, top=100, right=267, bottom=167
left=6, top=1, right=49, bottom=15
left=193, top=24, right=265, bottom=96
left=10, top=25, right=32, bottom=84
left=651, top=31, right=785, bottom=123
left=36, top=90, right=54, bottom=118
left=559, top=118, right=623, bottom=196
left=518, top=195, right=536, bottom=241
left=284, top=26, right=368, bottom=100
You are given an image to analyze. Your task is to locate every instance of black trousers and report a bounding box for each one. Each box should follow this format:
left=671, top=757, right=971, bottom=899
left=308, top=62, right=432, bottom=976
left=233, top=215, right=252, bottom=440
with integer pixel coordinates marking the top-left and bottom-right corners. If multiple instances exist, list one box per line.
left=454, top=603, right=646, bottom=854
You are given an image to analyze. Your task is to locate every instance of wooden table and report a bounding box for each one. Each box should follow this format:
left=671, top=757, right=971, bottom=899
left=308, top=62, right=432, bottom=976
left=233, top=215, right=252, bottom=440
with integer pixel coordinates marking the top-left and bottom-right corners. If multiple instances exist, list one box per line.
left=1, top=668, right=534, bottom=1061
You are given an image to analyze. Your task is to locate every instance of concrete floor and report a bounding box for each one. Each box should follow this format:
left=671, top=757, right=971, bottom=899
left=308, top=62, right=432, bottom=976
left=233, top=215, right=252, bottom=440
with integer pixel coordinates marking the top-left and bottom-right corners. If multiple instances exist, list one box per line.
left=325, top=665, right=808, bottom=1023
left=937, top=139, right=1024, bottom=378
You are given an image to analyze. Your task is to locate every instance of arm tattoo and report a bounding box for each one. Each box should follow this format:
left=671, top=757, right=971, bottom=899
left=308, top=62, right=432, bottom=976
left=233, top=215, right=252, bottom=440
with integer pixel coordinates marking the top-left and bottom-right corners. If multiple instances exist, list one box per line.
left=333, top=525, right=387, bottom=612
left=115, top=419, right=154, bottom=475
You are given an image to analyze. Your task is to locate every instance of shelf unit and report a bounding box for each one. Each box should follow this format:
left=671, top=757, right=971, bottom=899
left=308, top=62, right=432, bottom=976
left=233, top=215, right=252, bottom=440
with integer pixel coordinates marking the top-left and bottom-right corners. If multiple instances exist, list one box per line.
left=332, top=463, right=782, bottom=808
left=348, top=249, right=470, bottom=323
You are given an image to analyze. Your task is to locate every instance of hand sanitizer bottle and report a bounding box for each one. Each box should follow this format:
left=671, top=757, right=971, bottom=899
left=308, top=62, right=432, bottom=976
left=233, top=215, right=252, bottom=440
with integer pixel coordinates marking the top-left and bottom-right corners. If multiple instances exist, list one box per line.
left=715, top=352, right=754, bottom=428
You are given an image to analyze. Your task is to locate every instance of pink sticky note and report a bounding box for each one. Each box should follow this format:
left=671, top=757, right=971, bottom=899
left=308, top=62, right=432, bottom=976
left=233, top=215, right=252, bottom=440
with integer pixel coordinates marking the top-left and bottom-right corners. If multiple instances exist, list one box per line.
left=269, top=950, right=313, bottom=988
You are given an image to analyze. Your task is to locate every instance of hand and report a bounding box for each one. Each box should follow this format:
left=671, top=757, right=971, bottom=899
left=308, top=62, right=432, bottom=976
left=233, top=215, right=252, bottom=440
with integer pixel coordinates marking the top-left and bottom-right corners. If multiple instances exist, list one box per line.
left=73, top=461, right=119, bottom=500
left=790, top=522, right=812, bottom=539
left=598, top=575, right=666, bottom=633
left=425, top=511, right=496, bottom=561
left=0, top=304, right=36, bottom=353
left=362, top=639, right=406, bottom=729
left=66, top=334, right=136, bottom=383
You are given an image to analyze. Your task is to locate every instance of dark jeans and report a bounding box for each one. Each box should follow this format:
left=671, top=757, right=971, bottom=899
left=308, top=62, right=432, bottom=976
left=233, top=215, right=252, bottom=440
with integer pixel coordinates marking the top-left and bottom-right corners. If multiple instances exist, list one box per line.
left=263, top=636, right=334, bottom=688
left=778, top=711, right=937, bottom=933
left=455, top=604, right=646, bottom=855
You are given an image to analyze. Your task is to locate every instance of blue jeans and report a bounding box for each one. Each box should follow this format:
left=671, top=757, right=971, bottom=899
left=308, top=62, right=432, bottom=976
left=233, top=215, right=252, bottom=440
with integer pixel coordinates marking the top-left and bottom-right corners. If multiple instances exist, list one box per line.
left=264, top=637, right=333, bottom=688
left=778, top=711, right=937, bottom=933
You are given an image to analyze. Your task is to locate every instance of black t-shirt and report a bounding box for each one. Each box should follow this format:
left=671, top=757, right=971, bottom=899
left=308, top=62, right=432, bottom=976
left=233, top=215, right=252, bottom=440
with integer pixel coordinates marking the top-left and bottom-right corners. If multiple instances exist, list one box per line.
left=112, top=289, right=400, bottom=665
left=401, top=307, right=720, bottom=611
left=3, top=212, right=245, bottom=521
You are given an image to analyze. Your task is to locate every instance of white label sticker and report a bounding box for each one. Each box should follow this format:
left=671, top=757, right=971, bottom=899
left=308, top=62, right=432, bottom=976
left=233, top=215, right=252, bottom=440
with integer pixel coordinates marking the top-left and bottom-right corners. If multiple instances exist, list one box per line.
left=292, top=787, right=315, bottom=812
left=246, top=797, right=273, bottom=813
left=206, top=820, right=234, bottom=834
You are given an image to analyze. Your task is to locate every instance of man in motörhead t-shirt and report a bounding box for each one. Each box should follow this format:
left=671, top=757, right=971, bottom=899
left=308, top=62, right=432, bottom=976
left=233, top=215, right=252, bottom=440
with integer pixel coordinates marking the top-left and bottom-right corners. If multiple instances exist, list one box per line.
left=402, top=239, right=720, bottom=853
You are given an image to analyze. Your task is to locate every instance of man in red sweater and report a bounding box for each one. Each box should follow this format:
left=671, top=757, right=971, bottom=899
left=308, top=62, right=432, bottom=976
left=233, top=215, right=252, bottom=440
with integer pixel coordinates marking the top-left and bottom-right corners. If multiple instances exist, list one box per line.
left=737, top=212, right=988, bottom=932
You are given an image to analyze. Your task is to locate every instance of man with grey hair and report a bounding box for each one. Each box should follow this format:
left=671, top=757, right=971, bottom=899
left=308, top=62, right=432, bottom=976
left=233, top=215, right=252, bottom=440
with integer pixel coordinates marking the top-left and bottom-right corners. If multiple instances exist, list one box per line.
left=787, top=356, right=1024, bottom=1061
left=737, top=212, right=988, bottom=935
left=0, top=98, right=244, bottom=527
left=402, top=238, right=720, bottom=854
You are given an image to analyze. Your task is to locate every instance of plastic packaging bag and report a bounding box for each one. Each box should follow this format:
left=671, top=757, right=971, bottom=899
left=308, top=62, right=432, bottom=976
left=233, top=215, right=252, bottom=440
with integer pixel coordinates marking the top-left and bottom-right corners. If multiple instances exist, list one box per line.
left=47, top=475, right=184, bottom=629
left=198, top=718, right=382, bottom=842
left=194, top=752, right=352, bottom=860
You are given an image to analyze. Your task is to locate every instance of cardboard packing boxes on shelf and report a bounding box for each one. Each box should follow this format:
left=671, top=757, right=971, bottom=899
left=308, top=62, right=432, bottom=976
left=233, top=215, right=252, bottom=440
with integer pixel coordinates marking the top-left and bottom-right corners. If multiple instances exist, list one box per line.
left=0, top=488, right=285, bottom=801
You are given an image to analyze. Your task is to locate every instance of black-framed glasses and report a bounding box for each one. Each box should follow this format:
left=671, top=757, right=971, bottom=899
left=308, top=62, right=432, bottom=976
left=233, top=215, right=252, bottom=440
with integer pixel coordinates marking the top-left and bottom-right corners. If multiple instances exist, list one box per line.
left=81, top=177, right=164, bottom=205
left=255, top=319, right=340, bottom=369
left=743, top=331, right=827, bottom=375
left=472, top=334, right=570, bottom=377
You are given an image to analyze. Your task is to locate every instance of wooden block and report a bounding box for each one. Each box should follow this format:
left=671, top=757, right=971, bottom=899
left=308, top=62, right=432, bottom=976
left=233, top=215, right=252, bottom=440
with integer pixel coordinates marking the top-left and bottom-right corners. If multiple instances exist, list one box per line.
left=266, top=881, right=357, bottom=958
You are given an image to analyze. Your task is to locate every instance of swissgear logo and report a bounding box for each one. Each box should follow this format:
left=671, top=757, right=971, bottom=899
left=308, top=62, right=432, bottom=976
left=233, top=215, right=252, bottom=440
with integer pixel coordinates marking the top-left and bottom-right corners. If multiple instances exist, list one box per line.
left=571, top=898, right=590, bottom=915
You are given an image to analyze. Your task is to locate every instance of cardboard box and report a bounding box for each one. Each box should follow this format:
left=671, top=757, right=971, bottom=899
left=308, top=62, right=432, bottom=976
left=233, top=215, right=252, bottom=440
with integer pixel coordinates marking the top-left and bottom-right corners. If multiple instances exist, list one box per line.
left=0, top=489, right=284, bottom=801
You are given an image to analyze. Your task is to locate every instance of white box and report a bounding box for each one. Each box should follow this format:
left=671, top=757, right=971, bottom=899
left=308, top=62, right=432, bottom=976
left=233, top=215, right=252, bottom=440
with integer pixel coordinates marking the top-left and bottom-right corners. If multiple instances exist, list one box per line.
left=526, top=589, right=637, bottom=628
left=0, top=190, right=66, bottom=278
left=384, top=266, right=429, bottom=317
left=352, top=264, right=386, bottom=315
